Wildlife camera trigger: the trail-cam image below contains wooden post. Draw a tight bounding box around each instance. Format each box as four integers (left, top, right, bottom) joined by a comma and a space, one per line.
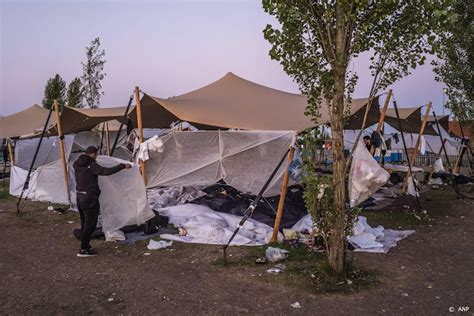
7, 139, 14, 165
370, 89, 392, 156
105, 121, 111, 156
53, 99, 71, 204
270, 146, 296, 243
402, 102, 432, 192
135, 86, 147, 185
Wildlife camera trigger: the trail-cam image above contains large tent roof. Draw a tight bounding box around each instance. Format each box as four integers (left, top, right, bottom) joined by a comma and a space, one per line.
48, 106, 126, 135
0, 104, 56, 139
427, 114, 450, 133
131, 72, 378, 131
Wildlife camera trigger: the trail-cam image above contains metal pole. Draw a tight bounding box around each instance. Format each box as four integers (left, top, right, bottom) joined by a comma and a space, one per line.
393, 100, 422, 211
432, 111, 452, 172
110, 95, 134, 156
53, 99, 71, 206
16, 106, 54, 212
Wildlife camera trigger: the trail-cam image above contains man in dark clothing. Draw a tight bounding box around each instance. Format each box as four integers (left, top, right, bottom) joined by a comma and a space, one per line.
73, 146, 131, 257
363, 135, 372, 152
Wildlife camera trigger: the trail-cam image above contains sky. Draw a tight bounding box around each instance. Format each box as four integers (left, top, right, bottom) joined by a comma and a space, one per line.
0, 0, 448, 116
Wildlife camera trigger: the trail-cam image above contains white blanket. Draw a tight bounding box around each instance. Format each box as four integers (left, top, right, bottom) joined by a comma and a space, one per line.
157, 204, 282, 246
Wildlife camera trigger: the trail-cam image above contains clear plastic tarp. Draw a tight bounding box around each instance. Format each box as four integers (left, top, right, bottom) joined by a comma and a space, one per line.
141, 130, 296, 197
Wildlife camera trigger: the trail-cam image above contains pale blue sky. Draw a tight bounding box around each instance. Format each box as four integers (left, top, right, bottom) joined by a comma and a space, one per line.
1, 0, 447, 116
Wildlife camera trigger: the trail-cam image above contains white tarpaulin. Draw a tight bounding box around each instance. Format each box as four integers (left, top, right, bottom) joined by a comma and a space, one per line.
348, 141, 390, 207
158, 204, 281, 245
68, 155, 155, 233
292, 215, 415, 254
10, 135, 154, 233
141, 130, 296, 197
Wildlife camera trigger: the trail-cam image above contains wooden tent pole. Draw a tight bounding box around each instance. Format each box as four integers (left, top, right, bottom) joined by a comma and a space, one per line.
105, 121, 111, 156
370, 89, 392, 156
7, 139, 14, 165
135, 86, 147, 185
402, 102, 432, 192
270, 146, 296, 243
53, 99, 71, 205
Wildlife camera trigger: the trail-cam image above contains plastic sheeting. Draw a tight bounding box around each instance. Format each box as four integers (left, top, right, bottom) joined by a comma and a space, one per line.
158, 204, 281, 246
348, 141, 390, 207
69, 155, 155, 233
292, 215, 415, 254
142, 130, 296, 197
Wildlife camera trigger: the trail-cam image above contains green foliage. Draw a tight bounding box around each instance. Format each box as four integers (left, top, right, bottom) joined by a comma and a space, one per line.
67, 77, 84, 108
432, 0, 473, 121
42, 74, 66, 110
81, 37, 107, 108
262, 0, 453, 274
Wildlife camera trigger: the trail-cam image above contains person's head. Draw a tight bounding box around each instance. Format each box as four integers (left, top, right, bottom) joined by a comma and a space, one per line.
363, 135, 371, 145
85, 146, 98, 160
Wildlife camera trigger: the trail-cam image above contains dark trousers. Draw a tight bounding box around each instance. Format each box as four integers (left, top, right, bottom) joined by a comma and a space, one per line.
77, 194, 100, 250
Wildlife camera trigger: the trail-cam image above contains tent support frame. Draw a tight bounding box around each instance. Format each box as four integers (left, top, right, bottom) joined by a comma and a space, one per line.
432, 111, 452, 172
223, 147, 291, 264
53, 99, 71, 206
402, 102, 432, 192
392, 100, 422, 211
370, 89, 392, 156
16, 106, 54, 212
110, 95, 134, 157
135, 86, 147, 185
270, 146, 296, 242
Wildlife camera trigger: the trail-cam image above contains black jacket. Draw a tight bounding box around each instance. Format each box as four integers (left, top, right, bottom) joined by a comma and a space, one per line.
73, 154, 126, 198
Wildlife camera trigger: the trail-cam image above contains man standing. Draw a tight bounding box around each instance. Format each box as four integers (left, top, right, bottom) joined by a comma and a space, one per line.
73, 146, 131, 257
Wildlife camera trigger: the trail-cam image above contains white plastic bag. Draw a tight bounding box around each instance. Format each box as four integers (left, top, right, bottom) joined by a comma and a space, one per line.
147, 239, 173, 250
406, 176, 419, 197
265, 247, 289, 262
348, 141, 390, 207
105, 230, 126, 242
433, 158, 445, 173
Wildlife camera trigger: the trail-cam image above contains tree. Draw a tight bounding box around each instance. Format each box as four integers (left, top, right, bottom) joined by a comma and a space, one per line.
81, 37, 106, 108
67, 77, 84, 108
42, 74, 66, 111
433, 0, 473, 122
262, 0, 453, 275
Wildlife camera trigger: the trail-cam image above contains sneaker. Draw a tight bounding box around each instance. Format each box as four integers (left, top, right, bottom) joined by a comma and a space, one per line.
77, 248, 98, 257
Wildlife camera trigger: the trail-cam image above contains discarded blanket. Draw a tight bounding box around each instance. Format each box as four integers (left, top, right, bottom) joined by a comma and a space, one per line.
291, 215, 414, 254
156, 204, 282, 246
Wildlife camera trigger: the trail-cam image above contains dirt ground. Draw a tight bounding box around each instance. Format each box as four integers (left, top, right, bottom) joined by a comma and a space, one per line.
0, 185, 473, 315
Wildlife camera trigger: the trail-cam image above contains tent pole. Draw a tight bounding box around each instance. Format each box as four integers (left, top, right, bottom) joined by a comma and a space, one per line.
458, 120, 473, 175
7, 139, 14, 165
105, 121, 111, 156
370, 89, 392, 156
53, 99, 71, 206
432, 111, 452, 172
223, 147, 291, 264
453, 146, 465, 174
392, 100, 422, 211
99, 122, 105, 154
402, 102, 431, 192
135, 86, 147, 185
428, 139, 446, 182
110, 95, 134, 156
270, 146, 296, 242
16, 106, 54, 212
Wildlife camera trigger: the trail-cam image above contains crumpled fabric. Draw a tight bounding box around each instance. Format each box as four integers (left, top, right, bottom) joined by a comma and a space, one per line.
136, 135, 163, 162
433, 158, 445, 173
348, 141, 390, 207
291, 215, 415, 254
157, 204, 282, 246
147, 186, 207, 209
407, 175, 419, 197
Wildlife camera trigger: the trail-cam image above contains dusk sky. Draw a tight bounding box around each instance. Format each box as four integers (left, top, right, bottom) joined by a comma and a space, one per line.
1, 0, 448, 116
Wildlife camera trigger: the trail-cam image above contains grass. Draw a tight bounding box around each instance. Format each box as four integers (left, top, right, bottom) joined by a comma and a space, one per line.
217, 242, 378, 294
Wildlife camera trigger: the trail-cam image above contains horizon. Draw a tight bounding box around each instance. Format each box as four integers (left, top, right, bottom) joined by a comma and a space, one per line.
1, 0, 448, 116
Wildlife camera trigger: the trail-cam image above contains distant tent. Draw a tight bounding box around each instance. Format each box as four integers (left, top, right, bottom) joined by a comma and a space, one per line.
0, 104, 56, 139
129, 72, 379, 131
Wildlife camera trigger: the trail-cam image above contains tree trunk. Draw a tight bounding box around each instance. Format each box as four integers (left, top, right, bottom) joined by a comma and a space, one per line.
327, 2, 348, 276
